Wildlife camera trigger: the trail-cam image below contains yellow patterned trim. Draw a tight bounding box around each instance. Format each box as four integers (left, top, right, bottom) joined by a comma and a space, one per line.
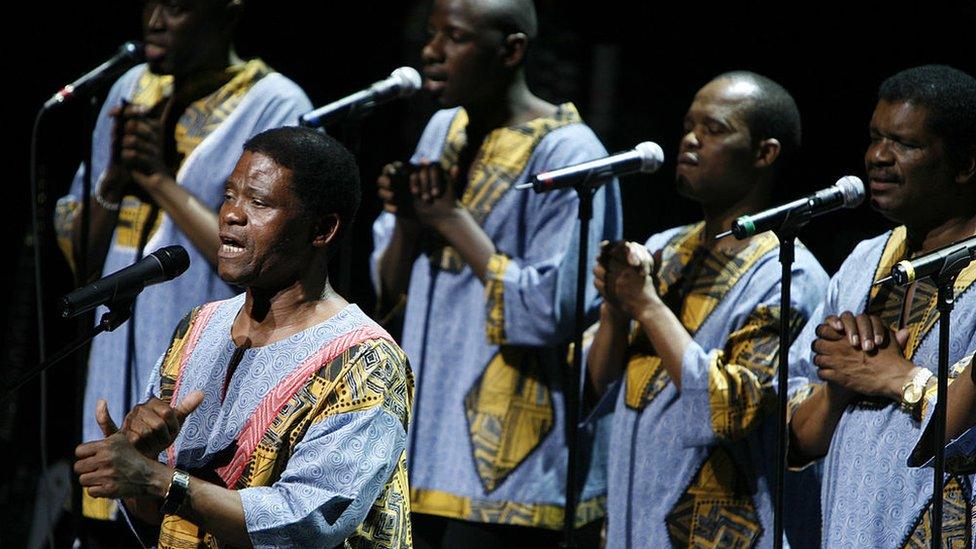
785, 383, 820, 471
81, 490, 117, 521
485, 253, 511, 344
624, 224, 780, 410
428, 103, 583, 272
708, 305, 805, 442
900, 476, 971, 548
665, 446, 762, 547
410, 487, 605, 530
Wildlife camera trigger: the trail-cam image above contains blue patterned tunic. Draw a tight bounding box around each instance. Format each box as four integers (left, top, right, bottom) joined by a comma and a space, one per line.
790, 227, 976, 547
602, 224, 828, 548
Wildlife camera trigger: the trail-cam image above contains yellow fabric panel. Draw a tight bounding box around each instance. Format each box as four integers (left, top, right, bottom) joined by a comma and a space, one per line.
901, 476, 971, 548
410, 487, 606, 530
484, 253, 510, 344
664, 446, 762, 547
708, 305, 804, 442
429, 103, 583, 272
81, 491, 117, 521
464, 347, 554, 492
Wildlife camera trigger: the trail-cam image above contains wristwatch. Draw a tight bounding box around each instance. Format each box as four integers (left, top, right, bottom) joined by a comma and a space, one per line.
161, 469, 190, 516
900, 367, 934, 412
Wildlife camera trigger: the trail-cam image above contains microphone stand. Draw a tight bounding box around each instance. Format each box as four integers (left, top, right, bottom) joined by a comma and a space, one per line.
930, 270, 960, 549
771, 229, 795, 549
1, 300, 133, 403
561, 185, 595, 549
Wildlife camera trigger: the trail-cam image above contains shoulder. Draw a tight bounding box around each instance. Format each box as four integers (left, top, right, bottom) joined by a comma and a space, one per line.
533, 121, 608, 164
643, 224, 698, 253
247, 70, 312, 111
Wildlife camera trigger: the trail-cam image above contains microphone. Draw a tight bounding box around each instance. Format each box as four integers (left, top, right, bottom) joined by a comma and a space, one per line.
717, 176, 865, 240
874, 235, 976, 286
516, 141, 664, 193
43, 41, 145, 110
300, 66, 422, 128
61, 245, 190, 318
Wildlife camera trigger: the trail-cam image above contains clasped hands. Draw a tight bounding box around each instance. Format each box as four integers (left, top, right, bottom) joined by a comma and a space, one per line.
812, 311, 916, 403
376, 159, 464, 230
73, 391, 203, 500
593, 240, 659, 322
100, 102, 173, 202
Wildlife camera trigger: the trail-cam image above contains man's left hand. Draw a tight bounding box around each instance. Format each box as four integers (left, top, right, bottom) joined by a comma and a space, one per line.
119, 103, 173, 190
602, 241, 658, 320
410, 160, 464, 231
813, 313, 915, 401
74, 400, 170, 500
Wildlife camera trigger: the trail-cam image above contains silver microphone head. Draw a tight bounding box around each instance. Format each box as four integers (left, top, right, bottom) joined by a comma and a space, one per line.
391, 66, 422, 97
635, 141, 665, 173
835, 175, 866, 208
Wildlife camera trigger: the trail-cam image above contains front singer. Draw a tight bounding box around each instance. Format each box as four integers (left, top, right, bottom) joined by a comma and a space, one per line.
585, 72, 828, 547
370, 0, 621, 545
74, 128, 413, 548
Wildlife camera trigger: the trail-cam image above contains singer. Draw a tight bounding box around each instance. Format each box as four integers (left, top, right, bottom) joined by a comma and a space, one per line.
74, 127, 412, 548
371, 0, 621, 544
585, 72, 828, 548
51, 0, 311, 537
788, 65, 976, 547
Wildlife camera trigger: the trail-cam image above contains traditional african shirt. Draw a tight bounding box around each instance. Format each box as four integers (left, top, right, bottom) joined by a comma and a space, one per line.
600, 223, 828, 548
53, 60, 311, 520
789, 227, 976, 547
140, 295, 412, 548
370, 104, 622, 529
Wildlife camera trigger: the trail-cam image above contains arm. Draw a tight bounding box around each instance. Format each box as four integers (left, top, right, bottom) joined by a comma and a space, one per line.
789, 382, 856, 461
586, 303, 631, 397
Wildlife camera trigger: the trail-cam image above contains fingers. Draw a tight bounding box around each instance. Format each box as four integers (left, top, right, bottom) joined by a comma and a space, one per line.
825, 315, 844, 333
853, 314, 877, 351
815, 322, 845, 341
894, 327, 911, 350
174, 391, 205, 423
96, 399, 118, 438
838, 312, 860, 348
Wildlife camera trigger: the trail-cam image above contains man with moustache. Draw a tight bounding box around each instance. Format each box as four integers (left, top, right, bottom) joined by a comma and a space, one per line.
789, 64, 976, 546
53, 0, 310, 528
75, 127, 412, 548
585, 71, 827, 547
371, 0, 621, 544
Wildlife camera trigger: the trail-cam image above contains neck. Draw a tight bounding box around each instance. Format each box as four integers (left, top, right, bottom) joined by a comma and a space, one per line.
701, 179, 771, 243
173, 46, 241, 89
463, 71, 554, 136
906, 211, 976, 255
236, 268, 347, 345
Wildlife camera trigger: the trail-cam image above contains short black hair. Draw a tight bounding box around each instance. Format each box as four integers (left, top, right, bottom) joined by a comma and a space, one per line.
478, 0, 538, 40
716, 71, 802, 164
879, 64, 976, 170
243, 126, 360, 242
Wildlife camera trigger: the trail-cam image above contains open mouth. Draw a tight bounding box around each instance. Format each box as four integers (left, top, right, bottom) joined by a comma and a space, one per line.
219, 234, 245, 256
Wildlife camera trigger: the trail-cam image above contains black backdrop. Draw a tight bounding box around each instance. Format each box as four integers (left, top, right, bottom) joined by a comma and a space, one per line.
3, 0, 974, 544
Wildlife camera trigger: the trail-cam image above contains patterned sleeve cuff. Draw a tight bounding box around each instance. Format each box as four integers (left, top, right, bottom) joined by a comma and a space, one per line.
54, 196, 80, 274
485, 253, 511, 345
786, 383, 820, 471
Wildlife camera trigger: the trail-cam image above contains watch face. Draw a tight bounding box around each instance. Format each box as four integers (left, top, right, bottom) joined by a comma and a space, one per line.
905, 384, 923, 404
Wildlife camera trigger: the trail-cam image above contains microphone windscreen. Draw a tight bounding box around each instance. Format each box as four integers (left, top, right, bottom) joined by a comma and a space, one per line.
392, 67, 422, 97
836, 175, 865, 208
152, 245, 190, 280
635, 141, 665, 173
120, 41, 146, 62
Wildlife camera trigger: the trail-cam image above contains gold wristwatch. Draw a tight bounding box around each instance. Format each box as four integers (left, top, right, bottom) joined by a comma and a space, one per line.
900, 367, 934, 412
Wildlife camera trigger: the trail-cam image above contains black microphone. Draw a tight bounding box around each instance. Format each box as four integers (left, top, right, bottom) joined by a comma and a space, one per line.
61, 245, 190, 318
43, 41, 145, 110
516, 141, 665, 193
300, 67, 422, 128
718, 176, 865, 240
874, 235, 976, 286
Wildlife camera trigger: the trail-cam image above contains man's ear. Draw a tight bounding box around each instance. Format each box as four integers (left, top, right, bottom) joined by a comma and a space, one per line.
312, 214, 341, 248
754, 138, 782, 170
501, 33, 528, 69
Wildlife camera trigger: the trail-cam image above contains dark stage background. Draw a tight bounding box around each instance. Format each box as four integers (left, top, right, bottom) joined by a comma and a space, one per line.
3, 1, 974, 545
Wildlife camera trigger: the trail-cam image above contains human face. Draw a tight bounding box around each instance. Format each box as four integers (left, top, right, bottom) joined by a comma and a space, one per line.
675, 78, 759, 205
218, 151, 314, 288
865, 100, 957, 225
142, 0, 229, 77
421, 0, 506, 108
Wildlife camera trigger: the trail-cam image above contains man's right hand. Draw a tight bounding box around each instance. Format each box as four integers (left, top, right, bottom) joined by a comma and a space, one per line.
113, 391, 205, 458
377, 161, 415, 218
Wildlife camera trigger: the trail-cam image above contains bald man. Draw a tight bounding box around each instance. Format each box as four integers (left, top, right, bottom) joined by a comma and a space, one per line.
372, 0, 621, 545
586, 72, 827, 547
